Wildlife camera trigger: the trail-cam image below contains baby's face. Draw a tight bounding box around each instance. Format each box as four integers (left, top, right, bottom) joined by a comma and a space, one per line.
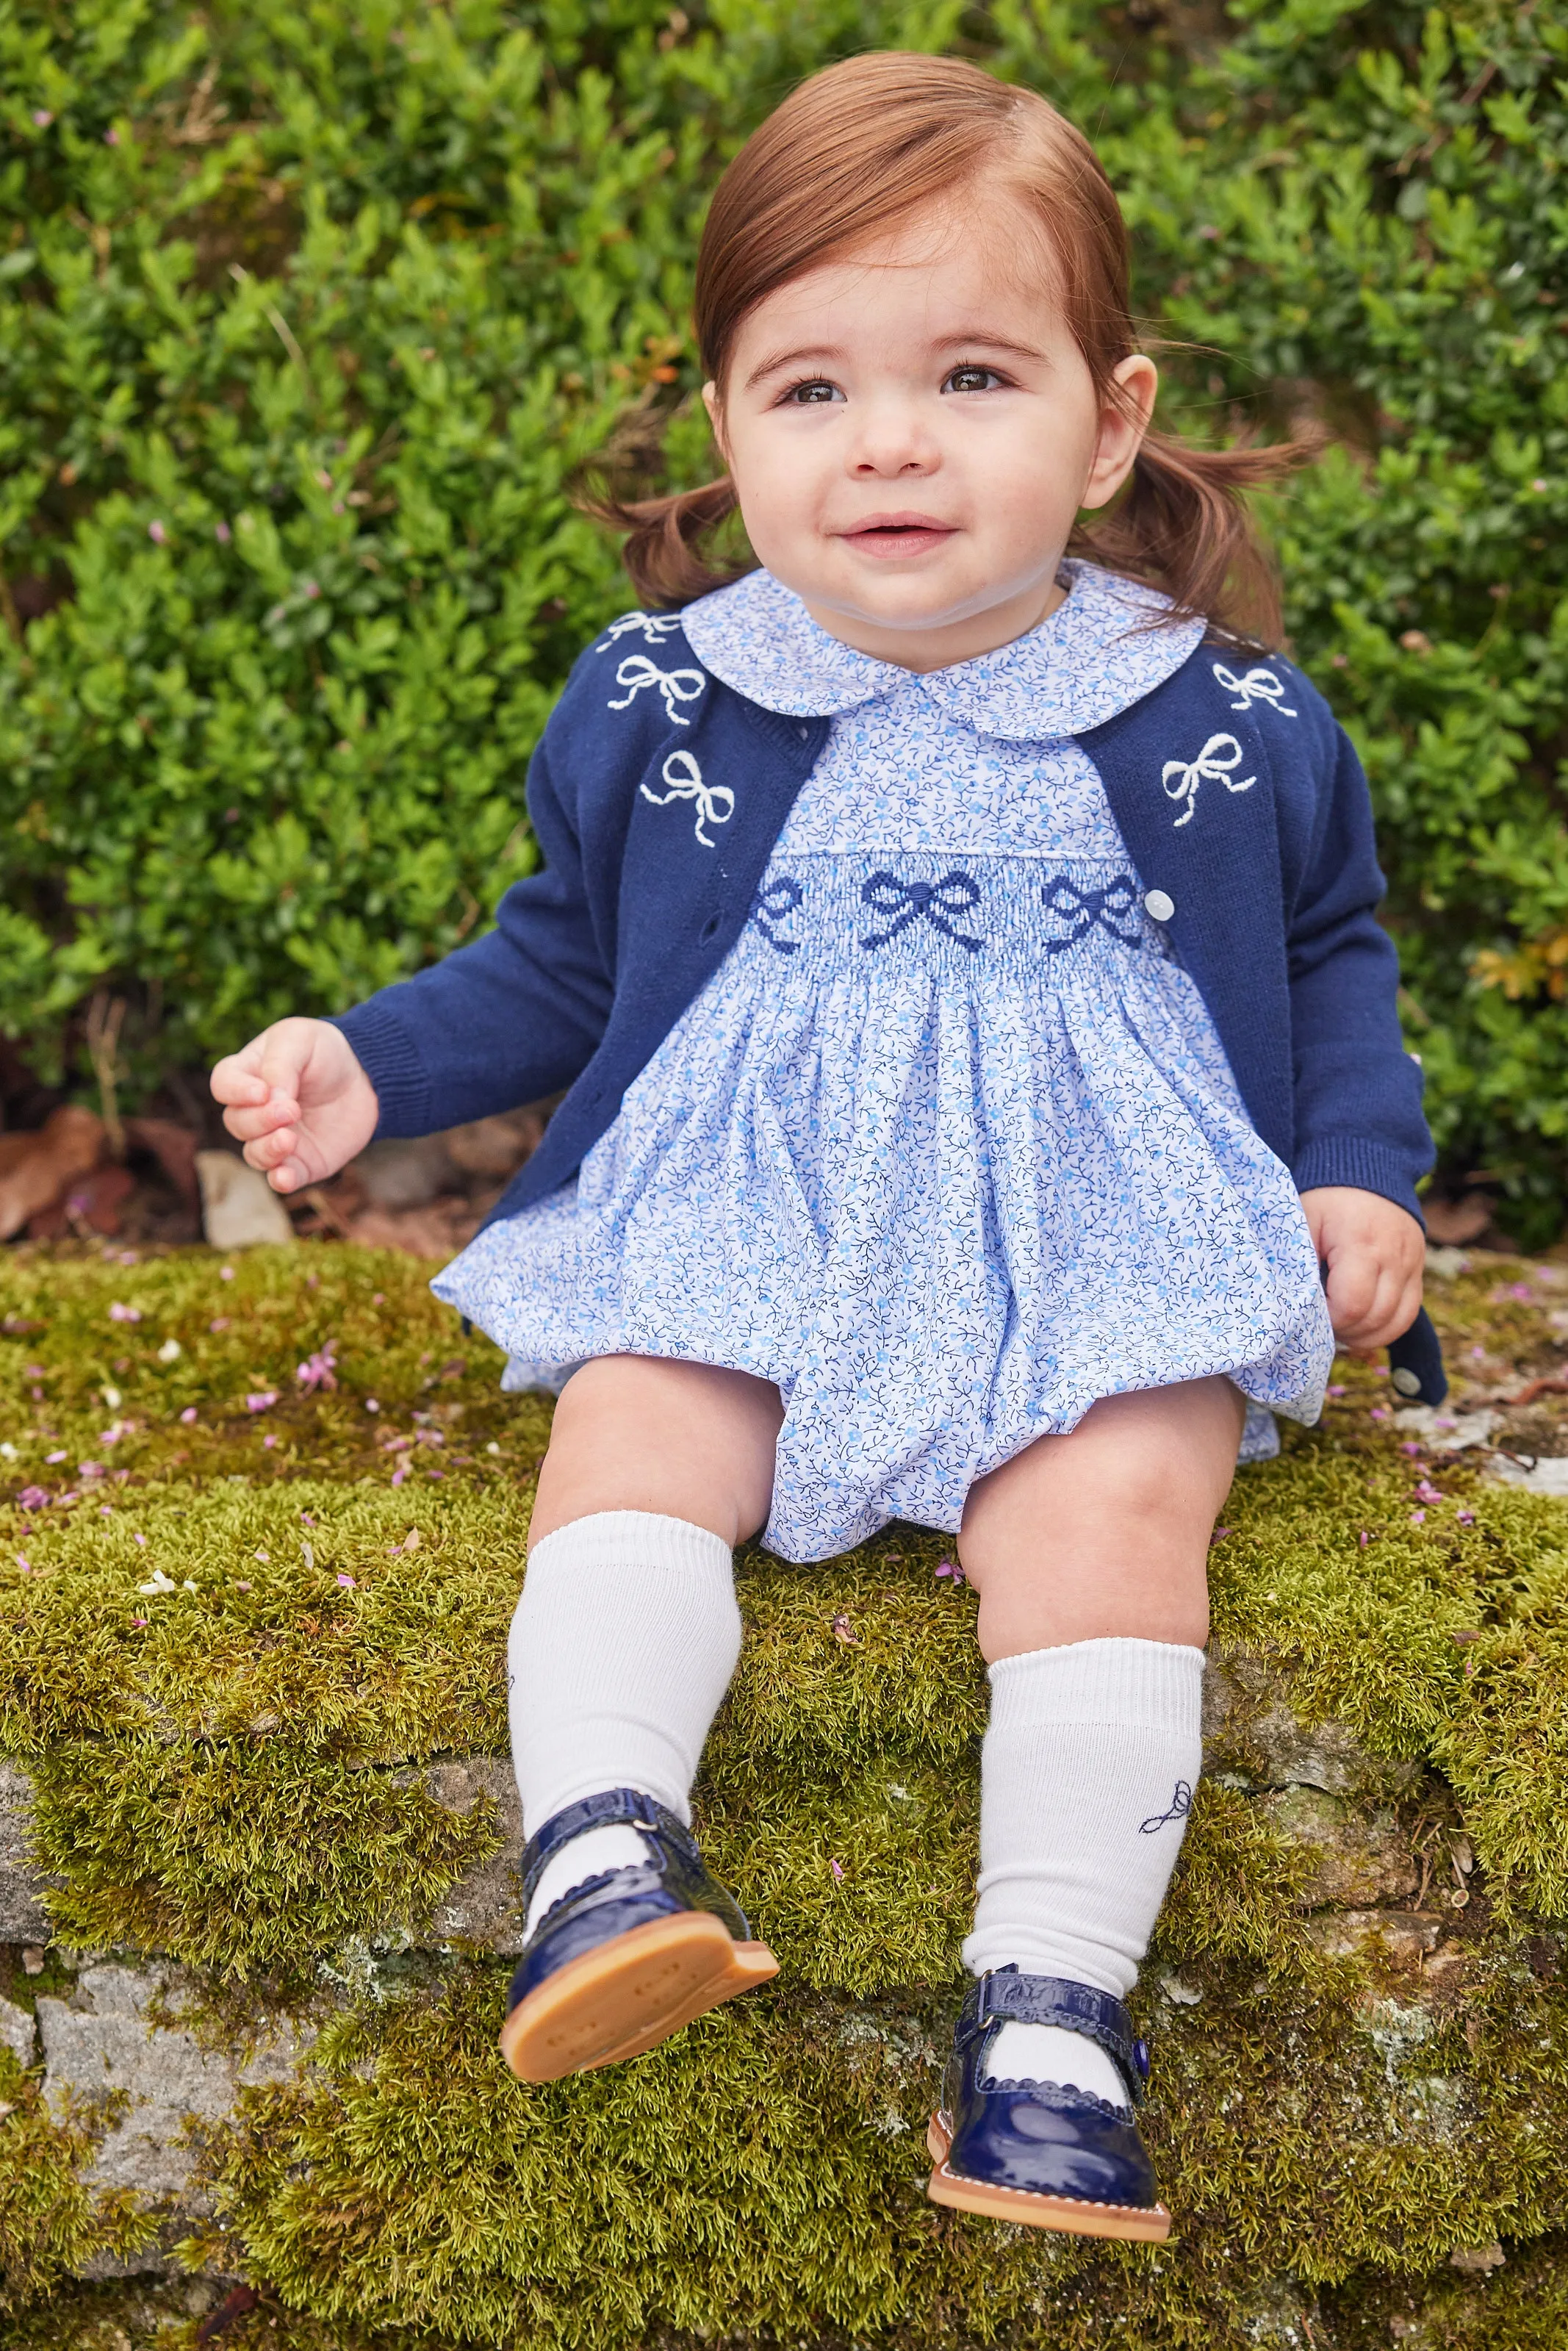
706, 195, 1154, 670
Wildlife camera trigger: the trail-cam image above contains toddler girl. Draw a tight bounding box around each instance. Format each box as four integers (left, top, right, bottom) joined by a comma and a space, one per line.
214, 53, 1431, 2241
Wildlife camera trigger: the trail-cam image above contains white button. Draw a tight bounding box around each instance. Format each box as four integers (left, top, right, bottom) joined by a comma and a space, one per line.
1144, 889, 1175, 924
1391, 1366, 1421, 1397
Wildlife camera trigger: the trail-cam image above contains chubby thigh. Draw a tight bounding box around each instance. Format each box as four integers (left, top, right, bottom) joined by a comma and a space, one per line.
528, 1356, 1242, 1660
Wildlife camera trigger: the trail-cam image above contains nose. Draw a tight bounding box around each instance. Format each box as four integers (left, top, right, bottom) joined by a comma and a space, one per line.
846, 390, 940, 478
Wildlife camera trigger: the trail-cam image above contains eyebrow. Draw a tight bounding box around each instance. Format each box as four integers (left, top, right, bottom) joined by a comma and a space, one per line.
741, 330, 1050, 392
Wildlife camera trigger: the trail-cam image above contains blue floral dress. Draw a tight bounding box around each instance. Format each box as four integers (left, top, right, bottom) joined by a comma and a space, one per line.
436, 564, 1333, 1560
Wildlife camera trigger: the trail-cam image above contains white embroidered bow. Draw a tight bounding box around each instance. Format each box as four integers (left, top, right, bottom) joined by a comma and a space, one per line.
1161, 732, 1256, 828
1212, 661, 1297, 717
608, 653, 707, 725
595, 611, 685, 651
640, 749, 735, 848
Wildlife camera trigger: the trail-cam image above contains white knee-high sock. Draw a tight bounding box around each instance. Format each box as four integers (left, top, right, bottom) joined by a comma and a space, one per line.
508, 1510, 741, 1934
962, 1637, 1205, 2106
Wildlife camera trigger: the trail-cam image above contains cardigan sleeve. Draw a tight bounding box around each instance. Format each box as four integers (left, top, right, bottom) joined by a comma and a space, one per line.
1284, 717, 1433, 1220
328, 706, 615, 1141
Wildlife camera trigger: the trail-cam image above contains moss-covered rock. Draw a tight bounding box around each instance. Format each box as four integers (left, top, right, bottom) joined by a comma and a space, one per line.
2, 1243, 1567, 2344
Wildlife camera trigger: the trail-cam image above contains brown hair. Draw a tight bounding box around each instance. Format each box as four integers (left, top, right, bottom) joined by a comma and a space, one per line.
590, 52, 1304, 641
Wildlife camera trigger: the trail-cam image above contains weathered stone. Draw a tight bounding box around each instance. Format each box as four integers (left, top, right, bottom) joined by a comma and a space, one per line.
1488, 1452, 1568, 1496
1204, 1655, 1422, 1801
1449, 2241, 1506, 2274
350, 1135, 460, 1210
0, 1756, 55, 1942
1389, 1404, 1500, 1454
37, 1963, 309, 2202
1258, 1787, 1420, 1907
1306, 1910, 1443, 1970
0, 1992, 37, 2064
416, 1756, 525, 1954
195, 1152, 295, 1249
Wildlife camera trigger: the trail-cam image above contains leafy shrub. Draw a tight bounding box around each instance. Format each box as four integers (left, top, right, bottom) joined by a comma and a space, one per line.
0, 1, 1564, 1235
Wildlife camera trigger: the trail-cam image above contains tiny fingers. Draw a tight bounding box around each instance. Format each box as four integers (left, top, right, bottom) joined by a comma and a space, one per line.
1332, 1261, 1420, 1351
1324, 1253, 1378, 1341
221, 1091, 301, 1146
242, 1126, 301, 1177
210, 1052, 270, 1108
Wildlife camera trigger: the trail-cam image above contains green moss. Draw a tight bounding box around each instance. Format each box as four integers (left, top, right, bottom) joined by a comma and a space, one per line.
5, 1244, 1568, 2342
192, 1952, 1568, 2350
0, 2048, 155, 2311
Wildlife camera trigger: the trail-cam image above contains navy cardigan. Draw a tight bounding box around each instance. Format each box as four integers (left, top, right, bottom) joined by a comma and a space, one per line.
334, 616, 1433, 1229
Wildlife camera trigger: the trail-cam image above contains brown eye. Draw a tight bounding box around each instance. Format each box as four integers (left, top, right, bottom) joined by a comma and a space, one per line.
945, 366, 1001, 394
786, 380, 840, 405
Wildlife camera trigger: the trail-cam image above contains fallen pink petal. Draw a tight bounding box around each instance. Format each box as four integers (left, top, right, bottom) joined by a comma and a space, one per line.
829, 1859, 844, 1881
245, 1391, 279, 1413
337, 1573, 356, 1589
296, 1340, 339, 1393
179, 1407, 198, 1425
108, 1302, 142, 1322
17, 1488, 48, 1511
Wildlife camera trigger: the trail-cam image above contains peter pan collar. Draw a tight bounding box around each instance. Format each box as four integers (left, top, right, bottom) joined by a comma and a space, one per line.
679, 560, 1206, 739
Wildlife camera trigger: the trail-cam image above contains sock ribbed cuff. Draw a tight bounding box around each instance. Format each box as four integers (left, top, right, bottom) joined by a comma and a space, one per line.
987, 1636, 1206, 1731
527, 1508, 733, 1579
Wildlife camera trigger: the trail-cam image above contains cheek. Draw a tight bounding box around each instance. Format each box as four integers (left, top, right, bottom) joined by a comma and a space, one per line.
728, 434, 821, 549
980, 414, 1098, 519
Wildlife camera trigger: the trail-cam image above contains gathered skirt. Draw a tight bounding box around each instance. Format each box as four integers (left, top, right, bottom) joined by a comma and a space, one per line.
435, 852, 1332, 1559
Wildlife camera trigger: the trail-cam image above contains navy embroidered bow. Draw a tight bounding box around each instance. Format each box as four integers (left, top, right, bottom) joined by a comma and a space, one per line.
1039, 874, 1143, 955
861, 871, 983, 952
1139, 1780, 1193, 1834
753, 875, 803, 954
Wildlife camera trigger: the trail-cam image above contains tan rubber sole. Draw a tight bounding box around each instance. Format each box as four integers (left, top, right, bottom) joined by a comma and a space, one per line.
926, 2113, 1172, 2242
500, 1912, 778, 2084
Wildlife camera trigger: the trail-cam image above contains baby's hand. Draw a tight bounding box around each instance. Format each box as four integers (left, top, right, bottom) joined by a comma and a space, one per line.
1299, 1185, 1425, 1354
210, 1018, 380, 1195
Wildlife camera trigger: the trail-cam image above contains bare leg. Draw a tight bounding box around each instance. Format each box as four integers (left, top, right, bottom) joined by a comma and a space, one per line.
957, 1376, 1245, 1661
528, 1355, 784, 1551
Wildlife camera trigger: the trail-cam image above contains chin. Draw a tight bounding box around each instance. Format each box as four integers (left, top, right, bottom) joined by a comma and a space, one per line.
821, 576, 981, 629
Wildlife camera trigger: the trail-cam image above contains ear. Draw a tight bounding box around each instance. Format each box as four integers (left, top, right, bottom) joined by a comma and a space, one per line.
1080, 354, 1158, 513
702, 380, 730, 467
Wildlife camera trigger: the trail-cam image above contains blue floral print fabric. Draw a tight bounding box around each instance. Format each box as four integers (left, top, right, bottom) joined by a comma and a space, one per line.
435, 564, 1333, 1560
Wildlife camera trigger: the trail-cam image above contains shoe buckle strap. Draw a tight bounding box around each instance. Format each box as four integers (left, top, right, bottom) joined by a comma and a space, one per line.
519, 1786, 698, 1908
962, 1970, 1151, 2106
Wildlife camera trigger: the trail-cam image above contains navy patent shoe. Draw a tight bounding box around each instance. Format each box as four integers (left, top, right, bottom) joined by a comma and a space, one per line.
927, 1968, 1171, 2241
498, 1787, 777, 2084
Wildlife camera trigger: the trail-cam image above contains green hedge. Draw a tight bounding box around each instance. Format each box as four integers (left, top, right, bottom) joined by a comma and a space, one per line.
1, 1, 1567, 1236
